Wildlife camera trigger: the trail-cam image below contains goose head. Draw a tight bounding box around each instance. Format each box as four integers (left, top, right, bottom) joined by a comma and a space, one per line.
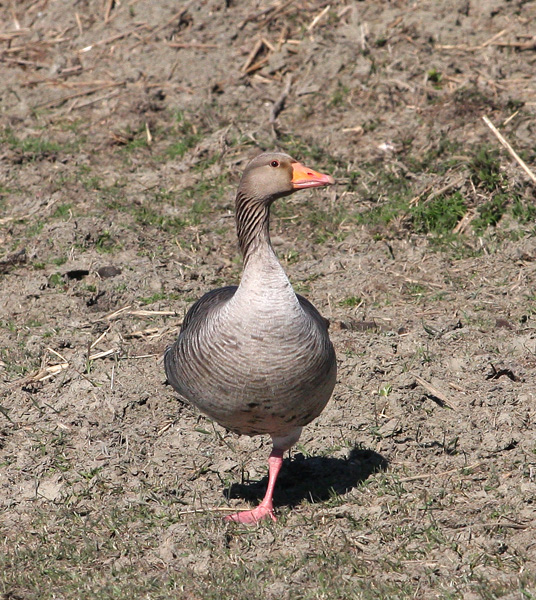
238, 152, 335, 204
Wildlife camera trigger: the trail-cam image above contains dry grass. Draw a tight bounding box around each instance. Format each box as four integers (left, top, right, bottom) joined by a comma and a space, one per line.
1, 1, 536, 599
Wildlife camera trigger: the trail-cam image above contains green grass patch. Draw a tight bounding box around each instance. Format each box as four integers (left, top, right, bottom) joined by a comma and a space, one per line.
132, 205, 187, 234
165, 111, 202, 159
48, 273, 64, 288
469, 147, 504, 192
0, 128, 63, 161
329, 83, 350, 107
339, 296, 361, 307
24, 221, 44, 237
427, 68, 442, 86
472, 196, 508, 233
412, 192, 467, 234
52, 204, 73, 220
279, 133, 345, 172
138, 292, 181, 305
349, 142, 530, 248
95, 231, 120, 254
511, 197, 536, 223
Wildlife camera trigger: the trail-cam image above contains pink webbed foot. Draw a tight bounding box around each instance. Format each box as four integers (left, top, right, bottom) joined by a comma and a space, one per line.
225, 448, 284, 525
225, 501, 277, 524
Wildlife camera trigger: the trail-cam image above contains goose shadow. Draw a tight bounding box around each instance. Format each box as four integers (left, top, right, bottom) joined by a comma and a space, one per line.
226, 446, 388, 509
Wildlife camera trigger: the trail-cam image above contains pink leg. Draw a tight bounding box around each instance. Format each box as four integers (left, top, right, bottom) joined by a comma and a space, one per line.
225, 449, 284, 524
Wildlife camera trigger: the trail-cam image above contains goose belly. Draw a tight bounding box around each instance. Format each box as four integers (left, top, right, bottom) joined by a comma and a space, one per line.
175, 317, 336, 436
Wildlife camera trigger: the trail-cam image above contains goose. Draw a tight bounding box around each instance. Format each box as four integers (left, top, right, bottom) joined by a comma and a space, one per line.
165, 152, 336, 524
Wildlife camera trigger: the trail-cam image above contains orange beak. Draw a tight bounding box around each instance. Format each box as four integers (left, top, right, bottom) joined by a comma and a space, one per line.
291, 162, 335, 190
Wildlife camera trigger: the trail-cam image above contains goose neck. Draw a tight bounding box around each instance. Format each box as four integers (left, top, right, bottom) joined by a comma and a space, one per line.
235, 192, 273, 264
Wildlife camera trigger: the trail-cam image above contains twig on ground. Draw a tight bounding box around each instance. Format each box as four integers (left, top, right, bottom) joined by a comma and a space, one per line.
258, 0, 297, 29
67, 88, 122, 112
103, 0, 114, 23
75, 12, 83, 34
22, 79, 116, 89
167, 42, 218, 50
241, 38, 264, 73
413, 374, 459, 410
127, 327, 160, 339
482, 115, 536, 185
238, 4, 276, 29
270, 74, 292, 137
101, 305, 132, 321
239, 0, 297, 30
32, 81, 126, 110
389, 272, 443, 289
118, 354, 160, 360
399, 462, 482, 482
79, 25, 146, 53
90, 328, 110, 350
452, 209, 477, 234
46, 348, 69, 364
2, 57, 50, 69
33, 363, 70, 382
131, 3, 194, 49
130, 309, 177, 317
88, 349, 118, 361
437, 28, 508, 51
495, 38, 536, 50
307, 4, 331, 33
480, 28, 509, 48
409, 176, 464, 207
502, 110, 519, 126
0, 29, 31, 41
177, 507, 250, 516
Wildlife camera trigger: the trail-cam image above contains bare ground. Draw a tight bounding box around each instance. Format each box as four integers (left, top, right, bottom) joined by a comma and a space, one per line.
1, 1, 536, 599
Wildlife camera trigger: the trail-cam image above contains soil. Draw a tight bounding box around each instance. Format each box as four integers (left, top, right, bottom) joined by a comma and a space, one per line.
1, 1, 536, 599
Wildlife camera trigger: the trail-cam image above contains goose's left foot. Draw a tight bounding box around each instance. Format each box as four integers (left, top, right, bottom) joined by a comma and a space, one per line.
225, 450, 283, 525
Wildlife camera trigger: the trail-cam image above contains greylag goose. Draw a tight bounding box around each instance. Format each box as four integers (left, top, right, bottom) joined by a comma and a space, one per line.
165, 152, 336, 524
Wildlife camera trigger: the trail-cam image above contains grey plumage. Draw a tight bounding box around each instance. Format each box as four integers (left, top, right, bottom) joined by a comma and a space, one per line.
164, 151, 336, 523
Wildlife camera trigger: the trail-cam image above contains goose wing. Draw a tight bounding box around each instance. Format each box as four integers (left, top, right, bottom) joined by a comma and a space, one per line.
296, 293, 331, 332
164, 286, 237, 392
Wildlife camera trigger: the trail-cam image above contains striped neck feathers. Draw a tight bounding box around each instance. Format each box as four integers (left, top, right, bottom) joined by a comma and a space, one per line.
235, 190, 273, 263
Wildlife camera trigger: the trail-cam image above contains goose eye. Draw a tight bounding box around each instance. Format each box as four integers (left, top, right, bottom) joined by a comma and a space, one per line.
270, 160, 280, 168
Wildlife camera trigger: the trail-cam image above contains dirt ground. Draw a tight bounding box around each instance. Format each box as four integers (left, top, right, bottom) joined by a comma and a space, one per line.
1, 1, 536, 598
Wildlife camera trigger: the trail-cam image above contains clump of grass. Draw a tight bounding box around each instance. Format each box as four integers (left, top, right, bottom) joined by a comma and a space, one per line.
468, 147, 518, 233
24, 221, 44, 237
427, 68, 442, 88
405, 283, 427, 299
329, 83, 350, 107
303, 205, 352, 244
48, 273, 64, 288
472, 196, 507, 233
339, 296, 361, 307
469, 147, 504, 192
95, 231, 119, 253
139, 292, 181, 305
113, 123, 154, 153
0, 128, 62, 161
511, 197, 536, 223
406, 137, 461, 174
411, 192, 467, 234
52, 204, 73, 220
166, 111, 201, 159
132, 205, 187, 234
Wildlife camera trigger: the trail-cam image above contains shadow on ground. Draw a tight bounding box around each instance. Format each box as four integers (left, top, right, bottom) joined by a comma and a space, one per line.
226, 446, 388, 508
